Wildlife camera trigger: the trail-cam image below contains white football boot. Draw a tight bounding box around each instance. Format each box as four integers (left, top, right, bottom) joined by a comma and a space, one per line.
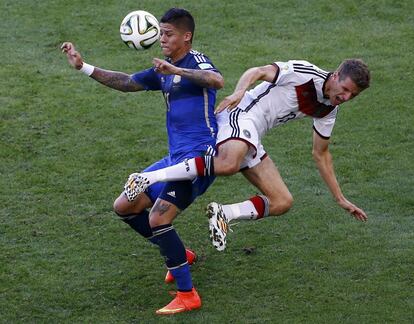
206, 202, 230, 251
123, 173, 150, 202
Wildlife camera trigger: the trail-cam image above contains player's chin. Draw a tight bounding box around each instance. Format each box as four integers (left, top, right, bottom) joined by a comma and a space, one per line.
333, 96, 344, 106
161, 47, 171, 56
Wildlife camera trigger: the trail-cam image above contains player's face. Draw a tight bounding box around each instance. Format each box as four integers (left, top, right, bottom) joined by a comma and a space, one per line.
328, 74, 361, 106
159, 23, 191, 60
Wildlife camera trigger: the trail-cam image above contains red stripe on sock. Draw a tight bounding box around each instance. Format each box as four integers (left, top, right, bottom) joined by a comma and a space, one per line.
249, 196, 265, 219
194, 156, 206, 176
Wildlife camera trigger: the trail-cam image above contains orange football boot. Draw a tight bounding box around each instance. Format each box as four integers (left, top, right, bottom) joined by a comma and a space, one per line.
156, 287, 201, 315
164, 249, 197, 284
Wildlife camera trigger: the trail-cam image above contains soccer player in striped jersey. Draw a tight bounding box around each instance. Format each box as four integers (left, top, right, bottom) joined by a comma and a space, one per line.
62, 8, 223, 315
127, 59, 370, 251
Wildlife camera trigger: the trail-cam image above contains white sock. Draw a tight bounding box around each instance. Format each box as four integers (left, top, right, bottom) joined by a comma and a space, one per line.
222, 200, 259, 222
142, 158, 198, 186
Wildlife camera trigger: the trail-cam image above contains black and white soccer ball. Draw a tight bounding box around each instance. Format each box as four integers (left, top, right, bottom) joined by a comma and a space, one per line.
120, 10, 160, 50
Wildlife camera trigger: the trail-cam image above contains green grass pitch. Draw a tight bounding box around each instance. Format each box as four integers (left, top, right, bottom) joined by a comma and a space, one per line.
1, 0, 413, 322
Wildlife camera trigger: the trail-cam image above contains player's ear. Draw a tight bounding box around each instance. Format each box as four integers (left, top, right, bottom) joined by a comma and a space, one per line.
183, 31, 192, 43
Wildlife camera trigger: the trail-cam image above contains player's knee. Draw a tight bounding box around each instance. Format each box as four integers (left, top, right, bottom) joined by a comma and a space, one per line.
269, 193, 293, 216
148, 217, 158, 228
113, 201, 124, 216
113, 196, 129, 216
220, 163, 240, 175
148, 215, 169, 228
215, 156, 241, 175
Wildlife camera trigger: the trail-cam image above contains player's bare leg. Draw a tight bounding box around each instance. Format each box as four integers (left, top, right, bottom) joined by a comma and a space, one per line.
206, 140, 250, 250
242, 156, 293, 216
208, 155, 293, 251
113, 191, 153, 216
148, 198, 180, 227
211, 139, 249, 175
130, 139, 249, 194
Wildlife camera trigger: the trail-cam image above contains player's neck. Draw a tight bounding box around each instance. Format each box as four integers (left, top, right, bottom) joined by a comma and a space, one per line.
323, 73, 333, 98
169, 45, 191, 64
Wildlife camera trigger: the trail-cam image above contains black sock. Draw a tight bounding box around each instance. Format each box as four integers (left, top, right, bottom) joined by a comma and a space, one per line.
116, 210, 152, 238
149, 224, 192, 291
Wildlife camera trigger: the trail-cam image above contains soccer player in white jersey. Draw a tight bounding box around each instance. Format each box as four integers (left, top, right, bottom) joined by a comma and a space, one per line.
128, 59, 370, 251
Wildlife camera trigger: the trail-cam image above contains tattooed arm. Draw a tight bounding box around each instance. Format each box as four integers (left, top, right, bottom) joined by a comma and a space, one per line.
90, 68, 143, 92
61, 42, 143, 92
178, 68, 224, 89
152, 57, 224, 89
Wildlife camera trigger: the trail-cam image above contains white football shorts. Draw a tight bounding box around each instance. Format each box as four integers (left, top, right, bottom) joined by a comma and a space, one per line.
216, 109, 267, 169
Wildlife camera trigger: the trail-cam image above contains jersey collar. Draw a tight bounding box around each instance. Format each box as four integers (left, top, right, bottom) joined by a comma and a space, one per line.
322, 72, 332, 99
166, 51, 191, 66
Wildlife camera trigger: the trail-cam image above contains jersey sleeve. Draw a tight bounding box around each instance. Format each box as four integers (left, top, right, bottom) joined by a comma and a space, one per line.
313, 107, 338, 139
272, 61, 297, 85
189, 52, 221, 74
131, 67, 161, 91
273, 60, 314, 86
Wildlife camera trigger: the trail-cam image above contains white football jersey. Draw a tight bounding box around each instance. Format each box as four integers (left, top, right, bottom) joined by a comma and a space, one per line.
236, 60, 338, 139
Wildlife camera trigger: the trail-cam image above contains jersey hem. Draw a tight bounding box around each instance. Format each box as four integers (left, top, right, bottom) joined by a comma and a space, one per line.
239, 152, 268, 172
216, 137, 258, 158
313, 125, 331, 140
271, 63, 280, 83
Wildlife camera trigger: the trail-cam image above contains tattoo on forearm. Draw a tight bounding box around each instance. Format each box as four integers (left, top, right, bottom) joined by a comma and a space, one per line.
181, 69, 220, 89
91, 68, 142, 92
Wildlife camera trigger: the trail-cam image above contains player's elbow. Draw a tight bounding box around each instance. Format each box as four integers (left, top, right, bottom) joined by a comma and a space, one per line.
312, 149, 332, 170
214, 75, 224, 89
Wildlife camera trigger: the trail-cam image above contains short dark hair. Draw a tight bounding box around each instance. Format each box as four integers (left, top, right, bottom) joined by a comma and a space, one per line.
337, 59, 370, 91
160, 8, 195, 42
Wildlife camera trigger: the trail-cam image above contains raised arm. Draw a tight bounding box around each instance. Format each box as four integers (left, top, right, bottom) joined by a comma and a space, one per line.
152, 57, 224, 89
215, 64, 278, 113
312, 131, 368, 222
61, 42, 143, 92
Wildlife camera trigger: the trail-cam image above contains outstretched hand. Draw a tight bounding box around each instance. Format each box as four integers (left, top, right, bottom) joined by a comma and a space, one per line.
153, 57, 180, 75
338, 198, 368, 222
61, 42, 83, 70
214, 90, 245, 114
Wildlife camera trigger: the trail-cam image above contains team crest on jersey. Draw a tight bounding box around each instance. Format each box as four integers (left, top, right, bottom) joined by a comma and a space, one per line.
243, 129, 251, 138
173, 75, 181, 84
198, 63, 213, 70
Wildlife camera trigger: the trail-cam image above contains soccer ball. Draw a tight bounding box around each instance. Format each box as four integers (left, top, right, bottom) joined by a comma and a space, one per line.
120, 10, 160, 50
